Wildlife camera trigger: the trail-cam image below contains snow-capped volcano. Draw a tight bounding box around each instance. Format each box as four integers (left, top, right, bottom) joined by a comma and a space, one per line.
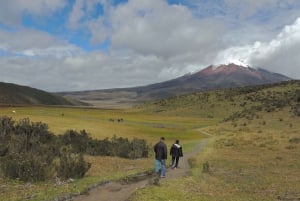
60, 63, 291, 104
227, 59, 250, 67
214, 59, 250, 68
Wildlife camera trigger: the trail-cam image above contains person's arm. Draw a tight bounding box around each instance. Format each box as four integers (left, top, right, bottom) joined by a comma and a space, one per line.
164, 144, 167, 159
179, 147, 183, 157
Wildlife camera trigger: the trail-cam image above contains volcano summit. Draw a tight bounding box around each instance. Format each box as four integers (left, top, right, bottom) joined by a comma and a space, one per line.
58, 62, 291, 107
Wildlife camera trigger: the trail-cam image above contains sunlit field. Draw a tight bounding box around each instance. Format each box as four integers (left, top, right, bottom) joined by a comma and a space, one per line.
132, 125, 299, 200
0, 81, 299, 201
0, 105, 211, 201
131, 102, 300, 201
0, 106, 211, 142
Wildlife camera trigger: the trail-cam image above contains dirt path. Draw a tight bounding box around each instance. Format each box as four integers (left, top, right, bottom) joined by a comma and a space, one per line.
72, 140, 207, 201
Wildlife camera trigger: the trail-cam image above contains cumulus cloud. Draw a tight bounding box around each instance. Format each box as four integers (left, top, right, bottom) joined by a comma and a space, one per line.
215, 17, 300, 78
186, 0, 300, 44
0, 29, 82, 58
108, 0, 225, 58
0, 0, 67, 25
68, 0, 109, 29
0, 51, 170, 91
0, 0, 300, 92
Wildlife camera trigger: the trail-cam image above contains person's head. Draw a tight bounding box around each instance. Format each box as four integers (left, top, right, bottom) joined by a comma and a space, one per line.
160, 137, 165, 142
175, 139, 179, 144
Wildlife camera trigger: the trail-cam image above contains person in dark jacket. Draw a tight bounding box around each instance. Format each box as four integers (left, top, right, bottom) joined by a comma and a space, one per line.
154, 137, 167, 178
170, 139, 183, 169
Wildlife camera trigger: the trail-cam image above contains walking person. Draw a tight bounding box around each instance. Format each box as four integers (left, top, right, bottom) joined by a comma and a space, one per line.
154, 137, 167, 178
170, 139, 183, 169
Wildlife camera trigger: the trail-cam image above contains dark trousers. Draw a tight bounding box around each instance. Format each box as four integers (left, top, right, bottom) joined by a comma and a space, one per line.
171, 156, 179, 168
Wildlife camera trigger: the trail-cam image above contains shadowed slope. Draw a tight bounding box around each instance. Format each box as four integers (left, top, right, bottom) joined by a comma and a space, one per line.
0, 82, 88, 106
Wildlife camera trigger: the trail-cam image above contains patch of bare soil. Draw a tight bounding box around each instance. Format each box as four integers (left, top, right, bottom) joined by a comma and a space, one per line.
71, 140, 207, 201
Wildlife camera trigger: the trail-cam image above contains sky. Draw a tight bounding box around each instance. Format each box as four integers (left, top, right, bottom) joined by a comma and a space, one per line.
0, 0, 300, 92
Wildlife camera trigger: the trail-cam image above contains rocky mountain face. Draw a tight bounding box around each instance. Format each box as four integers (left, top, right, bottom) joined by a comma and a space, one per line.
184, 63, 290, 89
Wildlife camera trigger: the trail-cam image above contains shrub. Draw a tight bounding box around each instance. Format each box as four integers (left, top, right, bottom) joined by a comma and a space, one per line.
291, 104, 300, 116
0, 116, 150, 182
128, 138, 149, 159
0, 116, 91, 182
289, 138, 300, 144
0, 116, 15, 156
58, 129, 90, 153
202, 161, 210, 173
0, 152, 51, 182
56, 152, 91, 179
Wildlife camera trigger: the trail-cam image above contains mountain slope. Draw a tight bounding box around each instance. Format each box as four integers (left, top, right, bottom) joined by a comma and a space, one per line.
58, 64, 291, 107
136, 80, 300, 119
0, 82, 88, 106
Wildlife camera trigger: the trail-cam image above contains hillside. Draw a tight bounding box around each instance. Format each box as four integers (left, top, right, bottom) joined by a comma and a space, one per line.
0, 82, 88, 106
135, 80, 300, 119
130, 82, 300, 201
58, 64, 291, 108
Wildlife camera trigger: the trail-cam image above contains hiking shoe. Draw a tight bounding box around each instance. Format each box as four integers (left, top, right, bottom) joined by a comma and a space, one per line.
160, 175, 166, 178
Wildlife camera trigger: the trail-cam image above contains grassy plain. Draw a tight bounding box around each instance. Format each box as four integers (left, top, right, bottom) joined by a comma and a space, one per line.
0, 80, 299, 201
130, 81, 300, 201
132, 112, 300, 201
0, 105, 211, 201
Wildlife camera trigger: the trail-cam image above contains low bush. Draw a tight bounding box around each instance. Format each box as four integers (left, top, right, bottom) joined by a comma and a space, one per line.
56, 152, 91, 179
0, 116, 150, 182
1, 152, 51, 181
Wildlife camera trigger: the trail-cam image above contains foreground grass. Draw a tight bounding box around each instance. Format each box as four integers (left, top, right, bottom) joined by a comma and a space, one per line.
0, 105, 209, 201
0, 156, 153, 201
131, 107, 300, 201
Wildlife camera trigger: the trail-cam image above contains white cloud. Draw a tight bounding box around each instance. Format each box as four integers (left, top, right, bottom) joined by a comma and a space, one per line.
68, 0, 109, 29
0, 0, 67, 25
87, 0, 226, 59
0, 29, 82, 58
215, 17, 300, 79
0, 0, 300, 92
68, 0, 86, 29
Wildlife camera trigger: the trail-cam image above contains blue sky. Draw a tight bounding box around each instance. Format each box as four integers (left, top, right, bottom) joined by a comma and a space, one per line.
0, 0, 300, 91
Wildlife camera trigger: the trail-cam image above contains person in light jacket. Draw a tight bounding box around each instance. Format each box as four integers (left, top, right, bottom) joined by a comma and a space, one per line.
170, 139, 183, 169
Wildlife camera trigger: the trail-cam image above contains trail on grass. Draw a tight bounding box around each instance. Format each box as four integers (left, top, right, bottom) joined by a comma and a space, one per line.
72, 138, 208, 201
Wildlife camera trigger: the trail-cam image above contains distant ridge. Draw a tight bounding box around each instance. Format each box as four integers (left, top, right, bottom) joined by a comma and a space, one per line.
0, 82, 88, 106
58, 63, 291, 108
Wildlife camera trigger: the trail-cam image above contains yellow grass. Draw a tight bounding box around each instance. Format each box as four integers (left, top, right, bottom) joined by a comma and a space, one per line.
1, 80, 299, 201
0, 105, 208, 200
0, 155, 153, 201
131, 106, 300, 201
0, 106, 209, 144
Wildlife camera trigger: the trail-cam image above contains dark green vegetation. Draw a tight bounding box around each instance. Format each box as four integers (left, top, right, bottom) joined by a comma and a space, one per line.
0, 116, 150, 182
0, 82, 88, 106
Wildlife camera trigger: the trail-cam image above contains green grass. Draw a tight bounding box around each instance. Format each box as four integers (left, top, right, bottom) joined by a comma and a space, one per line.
0, 106, 212, 142
131, 112, 300, 201
0, 156, 153, 201
0, 80, 299, 200
130, 81, 300, 201
0, 105, 208, 200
